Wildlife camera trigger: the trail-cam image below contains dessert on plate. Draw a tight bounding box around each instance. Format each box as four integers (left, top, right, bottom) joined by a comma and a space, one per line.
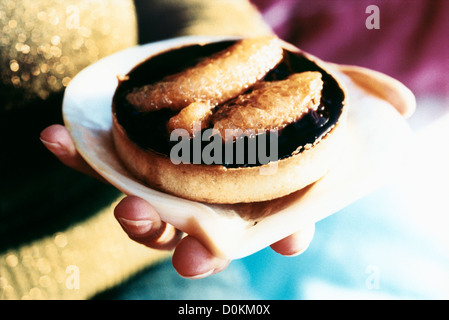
111, 36, 347, 204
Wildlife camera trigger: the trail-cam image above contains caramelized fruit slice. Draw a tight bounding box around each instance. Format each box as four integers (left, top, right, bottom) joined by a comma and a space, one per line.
126, 36, 283, 112
167, 101, 213, 136
210, 72, 323, 140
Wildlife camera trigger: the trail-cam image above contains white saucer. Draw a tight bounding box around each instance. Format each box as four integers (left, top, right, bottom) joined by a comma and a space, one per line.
63, 36, 414, 259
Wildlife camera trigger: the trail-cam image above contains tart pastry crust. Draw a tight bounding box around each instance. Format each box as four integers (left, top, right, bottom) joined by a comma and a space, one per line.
112, 37, 347, 204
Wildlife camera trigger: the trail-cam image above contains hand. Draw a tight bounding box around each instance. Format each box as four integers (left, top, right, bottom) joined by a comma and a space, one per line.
40, 124, 316, 278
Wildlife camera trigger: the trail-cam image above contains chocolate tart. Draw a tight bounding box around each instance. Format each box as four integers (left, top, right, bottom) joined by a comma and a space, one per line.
111, 38, 347, 204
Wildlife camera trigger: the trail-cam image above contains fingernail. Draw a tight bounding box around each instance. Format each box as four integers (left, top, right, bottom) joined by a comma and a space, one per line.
182, 260, 229, 279
183, 268, 215, 280
40, 138, 68, 157
284, 246, 308, 257
118, 218, 153, 236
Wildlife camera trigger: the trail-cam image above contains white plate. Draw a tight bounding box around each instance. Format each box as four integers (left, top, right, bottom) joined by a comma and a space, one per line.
63, 36, 414, 259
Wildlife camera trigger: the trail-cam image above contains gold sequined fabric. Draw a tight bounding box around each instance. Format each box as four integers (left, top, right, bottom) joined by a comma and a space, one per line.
0, 196, 171, 300
0, 0, 137, 111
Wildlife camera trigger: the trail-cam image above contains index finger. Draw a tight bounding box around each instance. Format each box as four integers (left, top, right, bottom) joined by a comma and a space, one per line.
40, 124, 106, 182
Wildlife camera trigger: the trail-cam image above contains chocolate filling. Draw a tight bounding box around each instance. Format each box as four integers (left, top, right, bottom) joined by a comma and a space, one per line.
113, 40, 345, 168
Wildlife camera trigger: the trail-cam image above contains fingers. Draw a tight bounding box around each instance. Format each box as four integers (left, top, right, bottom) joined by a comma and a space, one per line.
172, 236, 230, 279
114, 196, 183, 251
40, 124, 106, 181
270, 224, 315, 256
171, 224, 315, 278
40, 126, 229, 278
40, 124, 315, 277
115, 196, 229, 279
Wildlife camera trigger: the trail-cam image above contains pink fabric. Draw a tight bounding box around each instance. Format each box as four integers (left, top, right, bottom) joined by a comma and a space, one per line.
251, 0, 449, 96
